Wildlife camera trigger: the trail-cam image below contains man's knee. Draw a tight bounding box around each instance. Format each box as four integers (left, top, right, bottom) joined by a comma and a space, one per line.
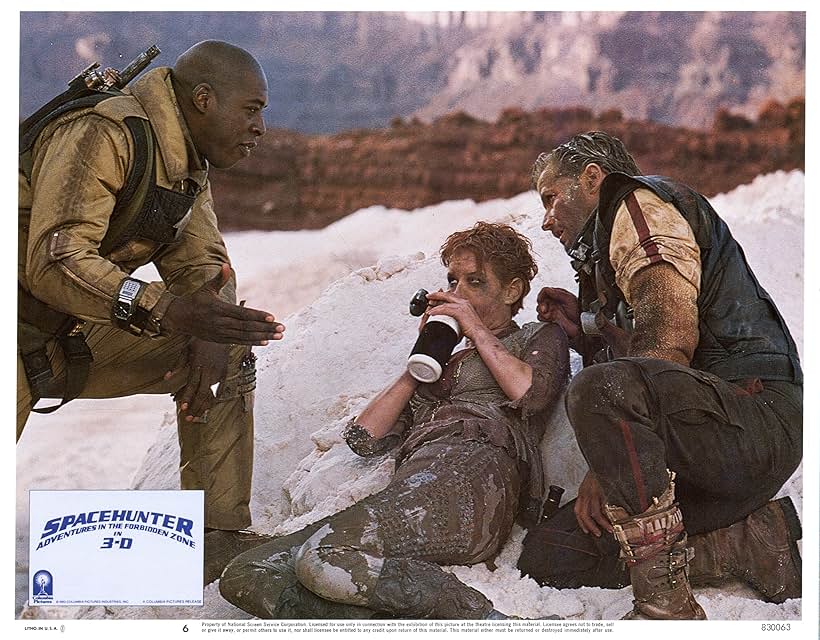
566, 361, 649, 430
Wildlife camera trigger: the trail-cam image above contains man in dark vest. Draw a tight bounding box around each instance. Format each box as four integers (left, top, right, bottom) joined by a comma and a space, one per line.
519, 132, 802, 618
18, 40, 284, 582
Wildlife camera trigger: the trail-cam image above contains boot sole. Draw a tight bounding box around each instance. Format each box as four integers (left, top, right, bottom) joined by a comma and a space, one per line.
768, 496, 802, 604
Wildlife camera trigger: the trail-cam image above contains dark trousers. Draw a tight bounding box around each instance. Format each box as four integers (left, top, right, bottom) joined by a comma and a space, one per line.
519, 357, 802, 588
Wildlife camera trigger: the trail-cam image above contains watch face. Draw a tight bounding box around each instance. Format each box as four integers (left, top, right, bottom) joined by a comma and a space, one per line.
114, 301, 131, 321
121, 279, 141, 297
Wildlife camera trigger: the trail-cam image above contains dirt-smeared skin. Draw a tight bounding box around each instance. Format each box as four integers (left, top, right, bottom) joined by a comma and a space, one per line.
628, 263, 699, 366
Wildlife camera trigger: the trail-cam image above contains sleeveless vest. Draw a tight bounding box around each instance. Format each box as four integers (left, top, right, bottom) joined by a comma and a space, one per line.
586, 173, 801, 383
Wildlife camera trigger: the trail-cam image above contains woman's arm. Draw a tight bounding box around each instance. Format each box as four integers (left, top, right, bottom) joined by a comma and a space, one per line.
506, 323, 570, 416
469, 328, 533, 401
355, 370, 419, 438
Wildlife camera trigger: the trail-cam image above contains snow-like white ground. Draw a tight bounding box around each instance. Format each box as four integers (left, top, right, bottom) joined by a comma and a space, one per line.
16, 171, 806, 623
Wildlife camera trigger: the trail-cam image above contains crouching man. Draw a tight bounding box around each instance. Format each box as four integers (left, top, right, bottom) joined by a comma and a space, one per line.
519, 131, 802, 618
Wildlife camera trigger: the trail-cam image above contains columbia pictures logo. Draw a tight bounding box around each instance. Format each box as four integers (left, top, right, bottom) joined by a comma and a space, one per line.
32, 569, 54, 604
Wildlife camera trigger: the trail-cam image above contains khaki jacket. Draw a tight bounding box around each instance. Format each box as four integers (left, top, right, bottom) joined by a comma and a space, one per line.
19, 67, 235, 337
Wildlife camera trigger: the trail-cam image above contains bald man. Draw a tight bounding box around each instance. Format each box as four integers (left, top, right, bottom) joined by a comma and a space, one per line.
18, 41, 282, 582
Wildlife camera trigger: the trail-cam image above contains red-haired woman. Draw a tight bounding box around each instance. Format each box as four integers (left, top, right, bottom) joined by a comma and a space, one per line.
220, 222, 569, 619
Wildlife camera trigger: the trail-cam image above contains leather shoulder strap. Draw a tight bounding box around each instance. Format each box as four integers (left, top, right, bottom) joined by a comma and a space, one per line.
98, 117, 156, 256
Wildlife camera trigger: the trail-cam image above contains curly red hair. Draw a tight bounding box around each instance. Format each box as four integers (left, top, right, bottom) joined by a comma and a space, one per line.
439, 221, 538, 316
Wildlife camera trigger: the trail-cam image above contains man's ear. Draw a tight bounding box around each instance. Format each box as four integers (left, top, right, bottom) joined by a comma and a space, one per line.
581, 163, 606, 196
504, 278, 524, 307
191, 83, 213, 115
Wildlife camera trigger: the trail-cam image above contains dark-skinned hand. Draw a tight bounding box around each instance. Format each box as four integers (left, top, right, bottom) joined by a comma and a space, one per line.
162, 264, 285, 345
166, 338, 230, 422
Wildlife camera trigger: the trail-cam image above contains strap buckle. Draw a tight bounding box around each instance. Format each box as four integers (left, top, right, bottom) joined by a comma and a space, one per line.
58, 333, 93, 365
66, 319, 86, 337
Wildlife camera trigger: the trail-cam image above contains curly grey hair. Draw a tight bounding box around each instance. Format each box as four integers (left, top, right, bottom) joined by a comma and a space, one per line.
530, 131, 641, 189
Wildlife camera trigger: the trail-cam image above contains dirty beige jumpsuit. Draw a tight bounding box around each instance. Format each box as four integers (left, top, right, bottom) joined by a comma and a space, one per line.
220, 321, 569, 618
18, 67, 253, 530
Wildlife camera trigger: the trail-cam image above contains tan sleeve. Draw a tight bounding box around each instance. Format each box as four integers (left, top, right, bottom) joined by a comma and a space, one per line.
152, 182, 237, 305
609, 188, 701, 306
25, 114, 171, 334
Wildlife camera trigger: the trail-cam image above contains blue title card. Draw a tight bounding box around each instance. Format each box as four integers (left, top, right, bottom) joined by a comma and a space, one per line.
29, 490, 204, 606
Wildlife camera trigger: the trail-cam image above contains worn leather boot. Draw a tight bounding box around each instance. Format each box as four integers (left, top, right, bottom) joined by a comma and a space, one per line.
604, 473, 706, 620
688, 497, 802, 603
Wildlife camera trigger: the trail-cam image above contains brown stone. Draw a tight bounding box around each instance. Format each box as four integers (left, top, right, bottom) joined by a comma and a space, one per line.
209, 100, 805, 232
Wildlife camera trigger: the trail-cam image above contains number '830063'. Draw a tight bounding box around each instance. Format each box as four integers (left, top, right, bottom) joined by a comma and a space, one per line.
761, 623, 790, 631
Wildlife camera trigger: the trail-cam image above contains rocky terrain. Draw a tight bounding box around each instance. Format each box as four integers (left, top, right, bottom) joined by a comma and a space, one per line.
209, 99, 805, 231
414, 12, 805, 130
20, 12, 469, 134
21, 12, 804, 133
20, 12, 804, 231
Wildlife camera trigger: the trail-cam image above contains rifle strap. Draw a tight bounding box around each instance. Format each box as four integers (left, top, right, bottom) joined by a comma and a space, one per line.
99, 117, 156, 256
22, 334, 94, 415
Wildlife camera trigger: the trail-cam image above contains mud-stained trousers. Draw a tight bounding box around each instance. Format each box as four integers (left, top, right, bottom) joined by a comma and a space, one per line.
17, 323, 254, 531
220, 438, 521, 619
518, 357, 802, 588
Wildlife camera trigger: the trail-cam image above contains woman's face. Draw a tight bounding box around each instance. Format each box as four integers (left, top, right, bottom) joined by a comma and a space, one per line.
445, 248, 516, 330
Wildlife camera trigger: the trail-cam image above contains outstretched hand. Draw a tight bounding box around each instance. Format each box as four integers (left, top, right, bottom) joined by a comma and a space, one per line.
162, 264, 285, 345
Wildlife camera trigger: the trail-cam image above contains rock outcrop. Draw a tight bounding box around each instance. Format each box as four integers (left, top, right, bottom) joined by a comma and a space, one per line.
210, 99, 805, 231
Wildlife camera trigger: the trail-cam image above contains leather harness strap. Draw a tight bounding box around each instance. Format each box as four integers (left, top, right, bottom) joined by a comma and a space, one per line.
19, 95, 155, 413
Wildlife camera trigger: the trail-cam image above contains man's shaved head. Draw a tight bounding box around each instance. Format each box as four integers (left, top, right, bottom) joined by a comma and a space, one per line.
171, 40, 268, 169
173, 40, 265, 95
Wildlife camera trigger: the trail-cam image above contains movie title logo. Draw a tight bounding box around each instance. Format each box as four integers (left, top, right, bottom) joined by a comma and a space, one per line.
36, 509, 196, 551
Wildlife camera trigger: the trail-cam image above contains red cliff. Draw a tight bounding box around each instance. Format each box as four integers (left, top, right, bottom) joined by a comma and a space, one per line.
210, 99, 804, 231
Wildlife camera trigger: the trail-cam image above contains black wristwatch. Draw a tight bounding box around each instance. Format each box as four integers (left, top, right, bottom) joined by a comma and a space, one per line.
113, 278, 148, 333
